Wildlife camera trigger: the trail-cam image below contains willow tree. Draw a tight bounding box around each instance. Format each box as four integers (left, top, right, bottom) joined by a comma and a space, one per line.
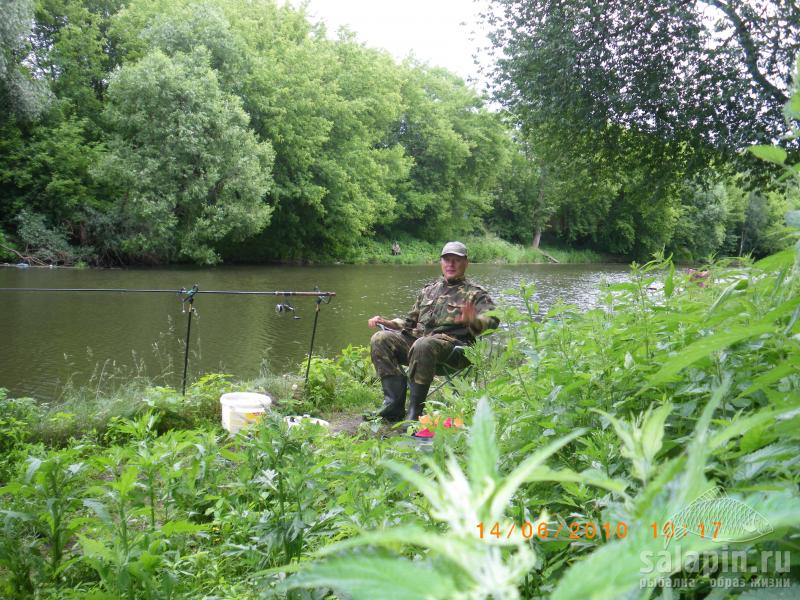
0, 0, 51, 120
95, 49, 274, 264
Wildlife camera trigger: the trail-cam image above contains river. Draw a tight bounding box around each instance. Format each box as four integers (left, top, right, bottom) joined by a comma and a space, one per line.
0, 262, 629, 399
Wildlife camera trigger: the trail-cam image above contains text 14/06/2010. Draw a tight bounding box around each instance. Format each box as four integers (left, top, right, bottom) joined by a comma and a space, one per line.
476, 520, 628, 541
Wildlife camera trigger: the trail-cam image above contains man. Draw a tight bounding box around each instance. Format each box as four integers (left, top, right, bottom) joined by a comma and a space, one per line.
367, 241, 499, 422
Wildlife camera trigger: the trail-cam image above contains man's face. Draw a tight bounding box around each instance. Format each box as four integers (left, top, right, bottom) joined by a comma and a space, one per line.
441, 254, 468, 280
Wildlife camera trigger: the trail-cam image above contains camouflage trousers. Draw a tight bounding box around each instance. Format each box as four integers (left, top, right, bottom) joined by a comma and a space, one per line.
370, 330, 470, 385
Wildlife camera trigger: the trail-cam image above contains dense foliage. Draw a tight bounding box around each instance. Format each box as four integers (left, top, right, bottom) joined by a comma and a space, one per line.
2, 6, 799, 593
484, 0, 800, 259
0, 0, 516, 265
1, 240, 798, 598
0, 0, 796, 265
488, 0, 800, 149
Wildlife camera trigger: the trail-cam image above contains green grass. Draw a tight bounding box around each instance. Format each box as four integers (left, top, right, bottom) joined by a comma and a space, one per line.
6, 375, 233, 447
8, 352, 375, 447
342, 233, 607, 264
464, 234, 606, 264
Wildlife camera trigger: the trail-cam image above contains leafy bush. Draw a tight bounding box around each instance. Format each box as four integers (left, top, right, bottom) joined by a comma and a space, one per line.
13, 209, 91, 265
302, 356, 339, 407
0, 229, 18, 261
0, 392, 40, 481
335, 344, 374, 384
300, 354, 378, 414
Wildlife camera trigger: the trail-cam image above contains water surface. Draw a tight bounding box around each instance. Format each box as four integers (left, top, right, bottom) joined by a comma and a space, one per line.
0, 263, 629, 399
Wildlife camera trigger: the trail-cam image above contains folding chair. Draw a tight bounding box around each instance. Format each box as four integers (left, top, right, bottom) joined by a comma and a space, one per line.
427, 343, 473, 399
375, 325, 473, 399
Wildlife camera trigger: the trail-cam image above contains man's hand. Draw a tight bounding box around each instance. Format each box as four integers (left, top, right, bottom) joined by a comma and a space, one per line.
455, 302, 478, 326
368, 316, 399, 329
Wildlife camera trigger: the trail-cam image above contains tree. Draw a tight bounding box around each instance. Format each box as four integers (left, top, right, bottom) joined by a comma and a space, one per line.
488, 139, 558, 248
0, 113, 105, 235
667, 180, 729, 261
483, 0, 800, 257
0, 0, 130, 262
738, 190, 791, 256
0, 0, 51, 120
166, 0, 413, 260
386, 64, 511, 242
486, 0, 800, 154
497, 118, 686, 257
95, 48, 274, 264
0, 0, 532, 264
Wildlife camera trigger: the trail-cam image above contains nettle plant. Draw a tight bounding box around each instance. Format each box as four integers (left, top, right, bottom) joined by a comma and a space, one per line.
551, 379, 800, 600
281, 398, 622, 599
0, 446, 90, 592
282, 384, 800, 600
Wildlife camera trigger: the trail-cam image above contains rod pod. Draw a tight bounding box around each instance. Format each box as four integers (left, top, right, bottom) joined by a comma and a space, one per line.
304, 292, 333, 387
179, 285, 199, 395
0, 285, 336, 393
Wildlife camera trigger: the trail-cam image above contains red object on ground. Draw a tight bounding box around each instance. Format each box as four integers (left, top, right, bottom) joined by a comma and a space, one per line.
412, 417, 459, 439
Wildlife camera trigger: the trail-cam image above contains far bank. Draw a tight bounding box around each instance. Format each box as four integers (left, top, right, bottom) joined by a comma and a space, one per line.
223, 235, 616, 266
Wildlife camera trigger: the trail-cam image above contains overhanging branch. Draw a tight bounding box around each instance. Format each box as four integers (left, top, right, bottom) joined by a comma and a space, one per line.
703, 0, 789, 105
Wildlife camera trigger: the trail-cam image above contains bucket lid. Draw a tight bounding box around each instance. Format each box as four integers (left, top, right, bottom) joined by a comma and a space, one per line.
220, 392, 272, 408
284, 415, 330, 428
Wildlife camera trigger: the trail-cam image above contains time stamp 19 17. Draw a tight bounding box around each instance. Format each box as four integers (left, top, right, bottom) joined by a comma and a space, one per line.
476, 521, 727, 541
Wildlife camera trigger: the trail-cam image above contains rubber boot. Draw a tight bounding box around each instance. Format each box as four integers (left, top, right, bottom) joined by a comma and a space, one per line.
364, 375, 407, 422
405, 381, 430, 421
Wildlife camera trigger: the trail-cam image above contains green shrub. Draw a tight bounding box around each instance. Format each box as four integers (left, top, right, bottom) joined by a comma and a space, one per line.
335, 345, 374, 384
0, 230, 18, 262
299, 354, 379, 414
0, 392, 41, 482
14, 209, 93, 265
302, 357, 338, 402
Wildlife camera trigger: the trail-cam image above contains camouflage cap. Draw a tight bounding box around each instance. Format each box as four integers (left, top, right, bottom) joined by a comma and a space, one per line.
440, 241, 468, 257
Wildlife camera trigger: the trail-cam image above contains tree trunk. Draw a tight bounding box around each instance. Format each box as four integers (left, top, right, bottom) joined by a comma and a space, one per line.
531, 184, 545, 250
739, 219, 746, 257
531, 228, 542, 250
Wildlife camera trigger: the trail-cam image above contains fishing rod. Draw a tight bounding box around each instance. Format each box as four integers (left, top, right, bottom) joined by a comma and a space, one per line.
0, 285, 336, 394
0, 287, 335, 297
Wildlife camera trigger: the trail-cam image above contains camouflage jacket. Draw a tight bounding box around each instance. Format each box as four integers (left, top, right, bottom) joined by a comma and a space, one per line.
390, 277, 499, 343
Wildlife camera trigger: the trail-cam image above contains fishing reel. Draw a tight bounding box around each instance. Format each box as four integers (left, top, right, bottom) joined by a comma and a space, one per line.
314, 286, 332, 306
178, 284, 199, 316
276, 302, 300, 319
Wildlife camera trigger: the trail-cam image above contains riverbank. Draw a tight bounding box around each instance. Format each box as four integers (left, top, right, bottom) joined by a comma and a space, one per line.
0, 352, 375, 447
338, 234, 610, 265
2, 234, 613, 268
0, 261, 632, 398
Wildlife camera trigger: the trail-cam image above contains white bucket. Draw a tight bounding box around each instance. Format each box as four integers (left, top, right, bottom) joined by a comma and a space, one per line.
284, 414, 330, 429
220, 392, 272, 434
